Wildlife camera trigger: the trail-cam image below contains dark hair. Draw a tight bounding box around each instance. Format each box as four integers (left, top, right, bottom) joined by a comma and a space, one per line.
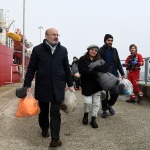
83, 51, 100, 61
129, 44, 137, 51
73, 56, 77, 59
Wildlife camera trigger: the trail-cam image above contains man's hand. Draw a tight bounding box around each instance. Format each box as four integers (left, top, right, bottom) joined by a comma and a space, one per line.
27, 87, 32, 93
16, 87, 28, 98
69, 86, 75, 92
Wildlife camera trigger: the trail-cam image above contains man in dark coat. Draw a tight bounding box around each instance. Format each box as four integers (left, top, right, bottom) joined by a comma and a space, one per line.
23, 28, 73, 148
99, 34, 125, 118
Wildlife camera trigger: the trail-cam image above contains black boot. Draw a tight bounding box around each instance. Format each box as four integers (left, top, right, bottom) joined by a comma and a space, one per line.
82, 113, 88, 125
49, 139, 62, 147
107, 105, 115, 115
90, 117, 98, 128
41, 130, 49, 138
126, 94, 136, 103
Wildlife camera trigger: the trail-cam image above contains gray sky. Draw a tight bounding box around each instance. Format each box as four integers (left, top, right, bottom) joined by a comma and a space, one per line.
1, 0, 150, 63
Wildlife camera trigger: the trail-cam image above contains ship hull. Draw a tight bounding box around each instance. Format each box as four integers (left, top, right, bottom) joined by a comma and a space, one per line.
0, 44, 20, 86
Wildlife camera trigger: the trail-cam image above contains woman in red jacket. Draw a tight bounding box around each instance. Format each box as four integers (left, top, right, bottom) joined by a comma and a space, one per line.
123, 44, 144, 103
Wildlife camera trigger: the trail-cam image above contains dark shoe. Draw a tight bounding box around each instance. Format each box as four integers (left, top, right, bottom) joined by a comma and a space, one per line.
137, 99, 142, 103
107, 105, 115, 115
82, 113, 88, 125
126, 99, 136, 103
90, 116, 98, 128
49, 139, 62, 148
101, 111, 108, 118
41, 130, 49, 138
126, 94, 136, 103
137, 92, 143, 103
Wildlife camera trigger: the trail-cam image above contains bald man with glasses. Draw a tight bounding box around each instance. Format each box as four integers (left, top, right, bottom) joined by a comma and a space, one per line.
22, 28, 74, 148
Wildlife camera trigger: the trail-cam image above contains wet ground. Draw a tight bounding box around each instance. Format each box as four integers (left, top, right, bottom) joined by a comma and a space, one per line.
0, 81, 150, 150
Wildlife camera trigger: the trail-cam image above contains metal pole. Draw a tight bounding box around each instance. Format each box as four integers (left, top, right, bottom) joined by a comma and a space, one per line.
144, 58, 149, 84
22, 0, 25, 80
38, 26, 43, 43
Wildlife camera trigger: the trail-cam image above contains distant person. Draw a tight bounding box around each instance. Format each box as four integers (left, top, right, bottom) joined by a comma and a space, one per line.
122, 44, 144, 103
98, 34, 125, 118
17, 28, 73, 148
78, 44, 108, 128
71, 56, 81, 90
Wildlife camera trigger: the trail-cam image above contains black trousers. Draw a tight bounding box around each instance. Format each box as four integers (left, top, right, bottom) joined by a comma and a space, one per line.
74, 79, 81, 88
102, 85, 119, 111
38, 101, 61, 140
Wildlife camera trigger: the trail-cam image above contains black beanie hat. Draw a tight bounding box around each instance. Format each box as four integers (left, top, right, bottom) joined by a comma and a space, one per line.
104, 34, 113, 42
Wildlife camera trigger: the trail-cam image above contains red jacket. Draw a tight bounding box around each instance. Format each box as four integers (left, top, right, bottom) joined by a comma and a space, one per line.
124, 53, 144, 71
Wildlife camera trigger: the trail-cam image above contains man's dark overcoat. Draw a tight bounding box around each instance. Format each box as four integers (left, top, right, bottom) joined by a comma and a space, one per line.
23, 40, 73, 102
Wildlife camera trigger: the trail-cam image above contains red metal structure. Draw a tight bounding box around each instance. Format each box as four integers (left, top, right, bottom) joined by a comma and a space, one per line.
0, 9, 31, 86
0, 44, 13, 85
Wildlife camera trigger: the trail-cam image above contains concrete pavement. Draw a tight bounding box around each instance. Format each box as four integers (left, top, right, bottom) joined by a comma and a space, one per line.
0, 82, 150, 150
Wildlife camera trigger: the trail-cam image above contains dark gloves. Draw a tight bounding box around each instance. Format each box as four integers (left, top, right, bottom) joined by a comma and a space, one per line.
16, 87, 28, 98
93, 63, 108, 73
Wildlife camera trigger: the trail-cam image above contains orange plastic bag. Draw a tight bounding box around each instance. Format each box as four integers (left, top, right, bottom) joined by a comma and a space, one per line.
16, 91, 40, 117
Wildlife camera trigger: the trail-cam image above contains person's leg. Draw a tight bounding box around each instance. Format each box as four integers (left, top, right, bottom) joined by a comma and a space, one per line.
132, 71, 143, 102
101, 91, 109, 118
50, 101, 61, 140
90, 91, 101, 128
91, 91, 101, 117
74, 79, 80, 89
38, 101, 50, 137
107, 84, 119, 115
126, 72, 136, 102
49, 101, 62, 147
82, 95, 92, 125
109, 84, 119, 106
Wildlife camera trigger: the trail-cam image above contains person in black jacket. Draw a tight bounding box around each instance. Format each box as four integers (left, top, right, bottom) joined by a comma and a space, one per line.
22, 28, 73, 148
99, 34, 125, 118
78, 44, 108, 128
71, 57, 81, 90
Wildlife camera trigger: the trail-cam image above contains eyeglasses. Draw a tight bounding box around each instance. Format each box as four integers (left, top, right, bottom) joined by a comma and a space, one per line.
46, 34, 60, 37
